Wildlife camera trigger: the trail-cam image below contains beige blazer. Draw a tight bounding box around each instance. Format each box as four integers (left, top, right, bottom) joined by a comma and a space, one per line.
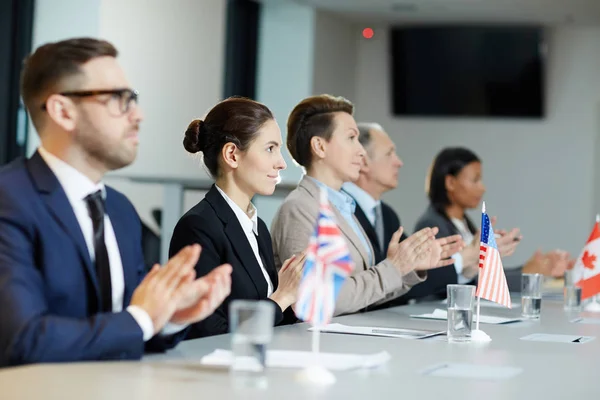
271, 176, 425, 316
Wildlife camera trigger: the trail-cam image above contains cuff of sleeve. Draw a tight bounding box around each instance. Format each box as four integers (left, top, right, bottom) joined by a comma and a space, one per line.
402, 269, 427, 287
161, 322, 188, 336
377, 259, 427, 291
452, 252, 464, 274
265, 298, 285, 325
127, 305, 154, 341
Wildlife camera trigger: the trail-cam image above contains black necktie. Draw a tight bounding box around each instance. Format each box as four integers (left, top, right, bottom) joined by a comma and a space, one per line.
85, 190, 112, 312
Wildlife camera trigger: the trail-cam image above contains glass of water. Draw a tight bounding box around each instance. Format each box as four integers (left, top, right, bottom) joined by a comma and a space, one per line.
564, 286, 582, 311
229, 300, 274, 378
521, 273, 542, 319
447, 284, 475, 342
563, 270, 582, 311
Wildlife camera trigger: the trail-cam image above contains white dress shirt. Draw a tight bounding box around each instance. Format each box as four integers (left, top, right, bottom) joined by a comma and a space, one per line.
341, 182, 380, 225
38, 147, 183, 341
215, 185, 274, 296
450, 217, 476, 284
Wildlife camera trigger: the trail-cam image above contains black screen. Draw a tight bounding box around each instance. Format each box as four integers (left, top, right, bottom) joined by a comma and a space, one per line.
389, 25, 545, 118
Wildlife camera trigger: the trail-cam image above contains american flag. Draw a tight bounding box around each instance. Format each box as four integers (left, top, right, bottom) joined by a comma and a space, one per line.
295, 188, 355, 327
476, 202, 512, 308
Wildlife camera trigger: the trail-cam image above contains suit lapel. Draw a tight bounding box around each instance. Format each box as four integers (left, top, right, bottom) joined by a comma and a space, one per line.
104, 193, 137, 307
256, 227, 278, 288
206, 186, 267, 297
299, 177, 372, 268
354, 204, 381, 255
26, 151, 100, 304
428, 205, 460, 236
331, 205, 371, 267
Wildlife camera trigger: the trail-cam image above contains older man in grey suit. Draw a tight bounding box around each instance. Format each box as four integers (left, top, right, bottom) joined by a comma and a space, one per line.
270, 94, 463, 316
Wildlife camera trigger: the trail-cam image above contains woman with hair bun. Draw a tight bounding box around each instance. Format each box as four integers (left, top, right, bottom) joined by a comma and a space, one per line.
170, 97, 306, 339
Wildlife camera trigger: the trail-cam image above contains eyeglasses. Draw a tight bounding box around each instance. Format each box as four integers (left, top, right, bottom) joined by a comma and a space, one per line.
40, 88, 139, 114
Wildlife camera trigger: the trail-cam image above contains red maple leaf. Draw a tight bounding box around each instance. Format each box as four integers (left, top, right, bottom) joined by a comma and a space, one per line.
582, 251, 597, 270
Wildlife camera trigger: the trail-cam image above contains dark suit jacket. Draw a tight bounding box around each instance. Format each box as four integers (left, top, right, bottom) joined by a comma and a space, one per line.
354, 201, 408, 264
0, 152, 184, 368
408, 205, 522, 300
353, 201, 411, 309
169, 185, 295, 339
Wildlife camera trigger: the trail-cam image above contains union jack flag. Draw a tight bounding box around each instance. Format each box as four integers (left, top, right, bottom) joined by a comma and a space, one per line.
295, 188, 355, 326
476, 202, 512, 308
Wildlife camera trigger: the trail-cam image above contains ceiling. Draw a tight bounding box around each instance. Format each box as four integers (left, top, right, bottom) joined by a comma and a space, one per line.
287, 0, 600, 25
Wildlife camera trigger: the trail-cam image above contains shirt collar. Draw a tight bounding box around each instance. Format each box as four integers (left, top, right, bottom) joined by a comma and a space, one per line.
38, 147, 106, 203
215, 185, 258, 235
307, 176, 356, 214
341, 182, 380, 215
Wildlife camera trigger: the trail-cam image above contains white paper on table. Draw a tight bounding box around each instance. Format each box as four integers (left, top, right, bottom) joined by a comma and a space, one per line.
199, 349, 391, 371
520, 333, 595, 343
420, 363, 523, 380
570, 317, 600, 325
308, 323, 445, 339
410, 308, 522, 325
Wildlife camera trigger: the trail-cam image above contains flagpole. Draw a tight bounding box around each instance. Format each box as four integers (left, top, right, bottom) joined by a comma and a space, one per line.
476, 287, 481, 331
475, 202, 485, 331
469, 201, 490, 342
312, 260, 322, 355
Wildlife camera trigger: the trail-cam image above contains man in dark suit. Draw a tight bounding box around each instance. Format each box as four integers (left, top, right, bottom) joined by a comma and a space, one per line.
342, 123, 406, 264
0, 38, 232, 367
342, 123, 413, 307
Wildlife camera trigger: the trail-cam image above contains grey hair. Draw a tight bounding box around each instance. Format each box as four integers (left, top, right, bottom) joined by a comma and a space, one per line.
357, 122, 384, 150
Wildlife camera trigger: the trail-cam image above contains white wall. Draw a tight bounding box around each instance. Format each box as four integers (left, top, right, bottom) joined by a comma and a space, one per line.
351, 26, 600, 265
312, 11, 358, 103
30, 0, 227, 233
254, 1, 316, 227
99, 0, 225, 181
256, 0, 315, 184
100, 0, 226, 232
27, 0, 103, 155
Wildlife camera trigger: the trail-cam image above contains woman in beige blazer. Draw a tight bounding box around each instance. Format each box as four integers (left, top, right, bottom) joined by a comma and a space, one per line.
270, 95, 464, 316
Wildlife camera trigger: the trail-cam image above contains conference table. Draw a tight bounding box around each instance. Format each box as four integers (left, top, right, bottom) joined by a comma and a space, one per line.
2, 294, 600, 399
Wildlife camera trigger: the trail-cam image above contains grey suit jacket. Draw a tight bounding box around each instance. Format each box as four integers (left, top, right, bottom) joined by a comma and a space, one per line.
414, 205, 522, 292
271, 176, 426, 316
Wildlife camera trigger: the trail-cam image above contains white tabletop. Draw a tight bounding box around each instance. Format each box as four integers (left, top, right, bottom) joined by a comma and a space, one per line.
2, 298, 600, 399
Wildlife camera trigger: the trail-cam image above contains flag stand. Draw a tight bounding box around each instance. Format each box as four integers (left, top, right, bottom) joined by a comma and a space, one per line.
296, 259, 336, 385
471, 284, 491, 342
584, 296, 600, 312
471, 202, 492, 342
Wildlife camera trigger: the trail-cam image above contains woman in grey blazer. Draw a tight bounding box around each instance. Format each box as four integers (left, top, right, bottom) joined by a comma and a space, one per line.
270, 95, 464, 316
413, 147, 572, 295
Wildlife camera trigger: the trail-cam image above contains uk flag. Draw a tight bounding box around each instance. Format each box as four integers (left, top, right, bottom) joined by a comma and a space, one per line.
295, 188, 355, 327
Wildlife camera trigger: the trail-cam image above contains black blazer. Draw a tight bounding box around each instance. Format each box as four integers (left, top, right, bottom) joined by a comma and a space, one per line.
353, 201, 410, 309
354, 201, 408, 264
407, 205, 522, 301
169, 185, 294, 339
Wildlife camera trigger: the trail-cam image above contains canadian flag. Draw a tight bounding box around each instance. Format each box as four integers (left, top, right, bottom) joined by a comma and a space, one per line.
574, 216, 600, 300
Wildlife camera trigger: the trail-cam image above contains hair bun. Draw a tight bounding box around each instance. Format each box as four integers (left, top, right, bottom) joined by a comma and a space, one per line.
183, 119, 204, 154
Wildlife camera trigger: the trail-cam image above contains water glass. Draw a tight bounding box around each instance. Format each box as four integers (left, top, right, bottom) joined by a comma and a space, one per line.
229, 300, 274, 376
447, 284, 475, 342
564, 286, 582, 311
563, 270, 582, 311
521, 273, 542, 319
